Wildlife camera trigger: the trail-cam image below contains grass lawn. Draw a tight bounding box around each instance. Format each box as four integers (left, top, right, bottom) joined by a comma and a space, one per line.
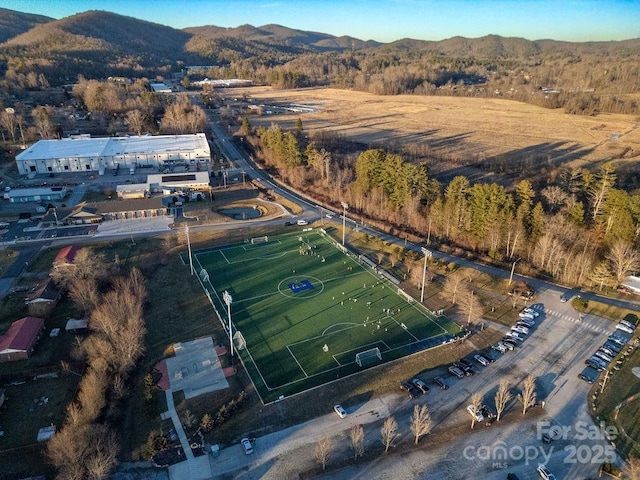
190, 229, 462, 403
593, 344, 640, 458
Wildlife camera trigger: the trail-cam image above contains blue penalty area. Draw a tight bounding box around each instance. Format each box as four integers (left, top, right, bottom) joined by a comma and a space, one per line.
288, 279, 315, 294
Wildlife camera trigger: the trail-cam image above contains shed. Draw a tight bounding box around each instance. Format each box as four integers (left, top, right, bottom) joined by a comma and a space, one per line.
65, 319, 88, 332
0, 317, 45, 362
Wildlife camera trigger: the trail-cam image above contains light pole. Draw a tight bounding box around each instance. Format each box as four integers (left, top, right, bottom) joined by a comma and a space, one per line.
508, 258, 520, 287
420, 247, 432, 303
341, 202, 348, 246
186, 225, 194, 275
223, 290, 233, 356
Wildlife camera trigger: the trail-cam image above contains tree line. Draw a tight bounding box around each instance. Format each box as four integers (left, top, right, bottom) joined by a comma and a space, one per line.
245, 118, 640, 289
47, 249, 148, 479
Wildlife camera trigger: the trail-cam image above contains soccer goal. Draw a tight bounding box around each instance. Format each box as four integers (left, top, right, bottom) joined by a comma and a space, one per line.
233, 331, 247, 350
355, 347, 382, 367
251, 236, 269, 244
397, 287, 415, 303
199, 268, 209, 283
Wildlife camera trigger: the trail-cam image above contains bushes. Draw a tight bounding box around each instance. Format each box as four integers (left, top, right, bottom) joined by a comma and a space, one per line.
200, 390, 247, 434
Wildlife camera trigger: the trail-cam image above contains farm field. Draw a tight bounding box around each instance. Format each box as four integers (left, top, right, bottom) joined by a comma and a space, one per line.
188, 229, 461, 403
231, 87, 640, 180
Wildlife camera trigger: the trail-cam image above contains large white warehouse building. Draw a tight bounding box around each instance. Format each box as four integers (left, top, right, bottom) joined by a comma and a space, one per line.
15, 133, 210, 175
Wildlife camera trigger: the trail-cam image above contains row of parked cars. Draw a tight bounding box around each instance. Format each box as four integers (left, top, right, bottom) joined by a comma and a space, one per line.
490, 307, 539, 354
579, 318, 636, 383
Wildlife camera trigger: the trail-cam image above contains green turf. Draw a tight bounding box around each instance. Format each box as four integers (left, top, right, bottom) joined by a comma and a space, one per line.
187, 230, 461, 403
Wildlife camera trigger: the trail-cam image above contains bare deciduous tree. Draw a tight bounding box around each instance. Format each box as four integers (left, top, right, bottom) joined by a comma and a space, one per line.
623, 456, 640, 480
494, 380, 512, 422
69, 276, 100, 316
519, 375, 537, 415
380, 416, 399, 453
470, 392, 483, 429
410, 404, 433, 444
126, 109, 147, 135
349, 424, 365, 460
181, 409, 196, 430
458, 286, 483, 325
607, 240, 640, 284
442, 269, 466, 304
314, 436, 333, 470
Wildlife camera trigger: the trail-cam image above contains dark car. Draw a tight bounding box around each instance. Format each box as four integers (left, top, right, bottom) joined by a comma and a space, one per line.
454, 362, 475, 376
407, 387, 422, 399
434, 376, 449, 390
480, 405, 496, 419
400, 381, 413, 392
458, 358, 473, 369
284, 221, 294, 226
506, 473, 521, 480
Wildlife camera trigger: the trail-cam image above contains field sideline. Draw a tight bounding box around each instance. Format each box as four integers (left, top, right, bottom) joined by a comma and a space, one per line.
188, 229, 462, 403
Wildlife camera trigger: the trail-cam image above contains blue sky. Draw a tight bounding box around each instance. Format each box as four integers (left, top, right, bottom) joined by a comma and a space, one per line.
4, 0, 639, 43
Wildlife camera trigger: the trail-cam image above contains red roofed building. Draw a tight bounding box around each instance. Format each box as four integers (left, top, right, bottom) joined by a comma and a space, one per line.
52, 245, 79, 268
0, 317, 45, 362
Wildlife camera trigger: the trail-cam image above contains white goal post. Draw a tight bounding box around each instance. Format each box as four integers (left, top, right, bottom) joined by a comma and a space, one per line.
355, 347, 382, 367
251, 236, 269, 244
233, 331, 247, 350
397, 287, 415, 303
199, 268, 209, 283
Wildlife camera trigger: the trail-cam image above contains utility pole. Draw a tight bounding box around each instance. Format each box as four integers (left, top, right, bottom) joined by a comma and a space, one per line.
508, 258, 520, 287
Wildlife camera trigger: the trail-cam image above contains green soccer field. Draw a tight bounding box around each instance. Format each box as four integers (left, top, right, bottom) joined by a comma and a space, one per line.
190, 229, 462, 403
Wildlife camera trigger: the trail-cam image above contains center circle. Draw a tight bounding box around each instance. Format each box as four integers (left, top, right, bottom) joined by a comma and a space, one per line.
278, 276, 324, 298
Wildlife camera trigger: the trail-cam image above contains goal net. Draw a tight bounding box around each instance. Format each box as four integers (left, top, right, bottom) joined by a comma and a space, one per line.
199, 268, 209, 283
397, 287, 415, 303
355, 347, 382, 367
233, 331, 247, 350
251, 236, 269, 244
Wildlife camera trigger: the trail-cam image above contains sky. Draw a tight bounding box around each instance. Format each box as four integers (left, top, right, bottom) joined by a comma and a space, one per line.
4, 0, 639, 43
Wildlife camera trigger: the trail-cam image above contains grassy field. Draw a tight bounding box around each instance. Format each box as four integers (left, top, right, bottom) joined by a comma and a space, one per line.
190, 229, 462, 403
230, 87, 640, 179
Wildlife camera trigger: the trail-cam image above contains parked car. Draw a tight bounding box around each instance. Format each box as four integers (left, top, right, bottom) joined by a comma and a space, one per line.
586, 356, 606, 372
560, 295, 568, 303
620, 319, 636, 331
492, 343, 507, 353
499, 341, 515, 351
537, 464, 556, 480
474, 354, 490, 366
519, 311, 535, 319
512, 326, 529, 335
241, 437, 254, 455
616, 323, 635, 334
594, 350, 613, 363
334, 404, 347, 418
518, 318, 535, 327
448, 365, 465, 379
434, 376, 449, 390
454, 361, 475, 376
467, 404, 484, 422
501, 338, 518, 349
407, 387, 422, 399
412, 378, 430, 394
506, 474, 521, 480
506, 331, 523, 341
523, 307, 540, 317
480, 405, 496, 419
400, 381, 413, 392
297, 219, 308, 225
603, 340, 622, 354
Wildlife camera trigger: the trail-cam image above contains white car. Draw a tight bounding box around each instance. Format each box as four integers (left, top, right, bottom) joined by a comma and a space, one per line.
519, 311, 535, 320
467, 404, 484, 422
241, 437, 254, 455
506, 331, 523, 340
616, 323, 635, 334
334, 404, 347, 418
537, 464, 556, 480
523, 308, 540, 317
512, 326, 529, 335
474, 354, 490, 366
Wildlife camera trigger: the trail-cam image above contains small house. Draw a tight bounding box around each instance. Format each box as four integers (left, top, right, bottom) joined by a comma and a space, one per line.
25, 278, 60, 317
0, 317, 45, 362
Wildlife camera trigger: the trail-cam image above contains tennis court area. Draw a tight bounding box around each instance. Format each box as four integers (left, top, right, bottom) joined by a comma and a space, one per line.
190, 229, 462, 403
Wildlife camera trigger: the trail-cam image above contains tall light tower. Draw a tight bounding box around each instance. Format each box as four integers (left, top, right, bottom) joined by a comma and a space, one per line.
185, 225, 194, 275
508, 258, 520, 287
420, 247, 432, 303
223, 290, 233, 356
341, 202, 348, 246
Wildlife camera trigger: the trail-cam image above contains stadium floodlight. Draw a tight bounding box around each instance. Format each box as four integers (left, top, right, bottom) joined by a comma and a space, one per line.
341, 202, 349, 246
186, 225, 194, 276
223, 290, 233, 356
420, 247, 432, 303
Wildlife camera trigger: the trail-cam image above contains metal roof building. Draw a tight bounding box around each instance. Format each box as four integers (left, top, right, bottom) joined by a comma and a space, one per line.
15, 133, 210, 175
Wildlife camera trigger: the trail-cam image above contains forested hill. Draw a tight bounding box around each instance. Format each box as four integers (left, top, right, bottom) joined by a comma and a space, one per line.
0, 8, 638, 114
0, 8, 53, 44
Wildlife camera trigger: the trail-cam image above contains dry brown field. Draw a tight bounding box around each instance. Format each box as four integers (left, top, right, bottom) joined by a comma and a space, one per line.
229, 87, 640, 180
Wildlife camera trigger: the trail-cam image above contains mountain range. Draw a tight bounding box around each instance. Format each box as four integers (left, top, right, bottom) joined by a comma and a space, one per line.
0, 8, 638, 91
